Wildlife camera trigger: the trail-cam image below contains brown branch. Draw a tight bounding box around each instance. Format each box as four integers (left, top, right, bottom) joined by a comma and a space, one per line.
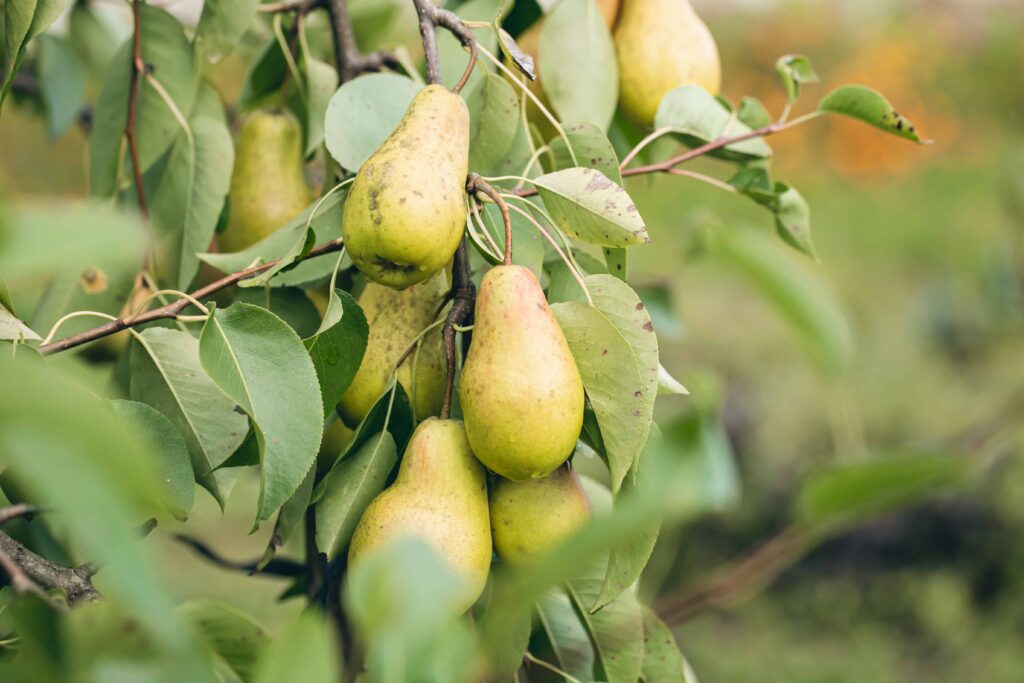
411, 0, 477, 93
173, 534, 305, 577
440, 239, 474, 421
125, 0, 148, 220
37, 238, 346, 355
0, 504, 37, 526
0, 532, 99, 606
326, 0, 400, 83
468, 173, 513, 265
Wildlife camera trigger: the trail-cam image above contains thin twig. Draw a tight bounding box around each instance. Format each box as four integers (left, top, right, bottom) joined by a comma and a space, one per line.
125, 0, 148, 220
0, 505, 37, 527
468, 173, 513, 265
440, 240, 474, 421
173, 534, 305, 577
411, 0, 477, 93
326, 0, 400, 83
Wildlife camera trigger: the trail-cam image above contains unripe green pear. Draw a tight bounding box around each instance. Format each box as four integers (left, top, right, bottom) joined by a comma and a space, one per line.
490, 465, 591, 564
348, 418, 491, 612
614, 0, 721, 127
337, 273, 447, 427
220, 110, 312, 253
342, 85, 469, 289
459, 265, 584, 481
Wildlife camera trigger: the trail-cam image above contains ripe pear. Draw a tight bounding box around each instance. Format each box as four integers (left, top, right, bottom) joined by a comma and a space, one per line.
337, 272, 447, 427
220, 110, 312, 253
342, 85, 469, 289
459, 265, 584, 481
614, 0, 721, 127
490, 465, 591, 564
348, 418, 491, 612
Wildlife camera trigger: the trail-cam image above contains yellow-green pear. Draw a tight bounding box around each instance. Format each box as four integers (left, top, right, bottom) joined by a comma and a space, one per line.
337, 273, 447, 427
342, 85, 469, 289
459, 265, 584, 481
490, 465, 591, 564
348, 418, 491, 612
219, 110, 312, 253
614, 0, 721, 127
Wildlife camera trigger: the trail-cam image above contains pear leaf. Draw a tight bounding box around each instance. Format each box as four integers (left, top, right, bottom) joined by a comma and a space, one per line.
0, 303, 41, 342
775, 54, 819, 103
640, 606, 697, 683
252, 610, 340, 683
566, 577, 644, 683
304, 289, 369, 418
536, 586, 597, 680
466, 73, 520, 174
178, 601, 269, 682
534, 168, 649, 248
655, 85, 772, 161
819, 84, 928, 143
196, 0, 259, 63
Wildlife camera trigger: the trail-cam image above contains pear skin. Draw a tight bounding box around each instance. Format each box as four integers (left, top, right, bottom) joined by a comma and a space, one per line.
614, 0, 721, 127
220, 110, 312, 253
348, 418, 491, 612
459, 265, 584, 481
342, 85, 469, 289
490, 465, 591, 564
337, 273, 447, 427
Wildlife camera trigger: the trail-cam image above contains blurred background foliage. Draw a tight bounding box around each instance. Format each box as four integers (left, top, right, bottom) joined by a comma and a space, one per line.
2, 0, 1023, 682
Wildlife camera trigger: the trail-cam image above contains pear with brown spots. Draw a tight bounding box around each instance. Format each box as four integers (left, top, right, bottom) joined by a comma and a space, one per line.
348, 418, 491, 613
342, 84, 469, 289
459, 265, 584, 481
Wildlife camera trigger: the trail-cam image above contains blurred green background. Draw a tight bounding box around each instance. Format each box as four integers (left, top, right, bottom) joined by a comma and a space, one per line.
2, 1, 1023, 682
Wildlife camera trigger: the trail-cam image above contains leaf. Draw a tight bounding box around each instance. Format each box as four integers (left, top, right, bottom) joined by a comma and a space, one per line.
315, 432, 398, 560
26, 0, 68, 41
466, 73, 520, 174
712, 227, 852, 377
550, 301, 647, 494
775, 54, 819, 103
89, 5, 198, 197
480, 201, 545, 279
0, 303, 41, 341
2, 0, 36, 102
438, 0, 499, 91
237, 36, 287, 110
534, 168, 649, 248
729, 169, 815, 258
150, 110, 234, 289
195, 0, 259, 63
324, 72, 422, 172
234, 286, 322, 339
304, 289, 369, 417
548, 121, 623, 183
536, 586, 596, 680
655, 85, 772, 161
497, 27, 535, 80
271, 461, 315, 552
303, 57, 338, 157
199, 303, 323, 524
130, 328, 249, 506
640, 605, 696, 683
179, 601, 268, 682
539, 0, 619, 130
111, 400, 196, 522
796, 454, 968, 531
657, 364, 688, 396
35, 35, 86, 140
658, 411, 740, 519
68, 4, 118, 78
819, 84, 927, 143
566, 578, 644, 683
737, 96, 772, 130
253, 610, 340, 683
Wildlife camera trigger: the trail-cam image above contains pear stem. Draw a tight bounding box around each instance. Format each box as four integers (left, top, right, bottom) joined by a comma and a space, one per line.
467, 173, 513, 266
411, 0, 478, 93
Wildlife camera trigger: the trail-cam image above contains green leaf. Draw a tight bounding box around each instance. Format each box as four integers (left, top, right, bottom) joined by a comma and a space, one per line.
253, 610, 340, 683
480, 202, 545, 279
737, 96, 772, 130
179, 601, 268, 682
272, 462, 315, 552
68, 4, 119, 78
234, 286, 322, 339
302, 57, 338, 157
26, 0, 68, 41
655, 85, 772, 161
304, 289, 369, 417
130, 328, 249, 506
89, 5, 198, 197
497, 27, 535, 80
659, 411, 740, 518
775, 54, 819, 103
0, 302, 41, 341
712, 227, 852, 377
110, 400, 195, 522
536, 586, 597, 680
466, 73, 520, 174
315, 431, 398, 560
151, 108, 234, 289
550, 301, 647, 494
796, 454, 968, 531
534, 168, 649, 248
548, 121, 623, 183
199, 303, 323, 524
539, 0, 619, 131
199, 191, 345, 288
237, 36, 287, 110
0, 202, 147, 285
2, 0, 36, 102
324, 72, 422, 172
438, 0, 499, 91
35, 34, 86, 140
729, 169, 815, 258
195, 0, 259, 63
640, 605, 696, 683
567, 578, 644, 683
819, 84, 927, 143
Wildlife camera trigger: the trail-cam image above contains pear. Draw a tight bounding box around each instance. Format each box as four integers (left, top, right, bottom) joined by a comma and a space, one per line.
490, 465, 591, 564
337, 272, 447, 427
219, 110, 312, 253
614, 0, 721, 127
342, 85, 469, 289
348, 418, 491, 612
459, 265, 584, 481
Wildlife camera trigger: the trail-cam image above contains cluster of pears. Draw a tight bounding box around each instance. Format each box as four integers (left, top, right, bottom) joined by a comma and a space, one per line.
514, 0, 721, 128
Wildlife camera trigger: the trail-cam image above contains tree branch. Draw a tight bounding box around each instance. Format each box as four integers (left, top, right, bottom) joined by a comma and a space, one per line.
411, 0, 477, 93
440, 239, 474, 421
0, 532, 99, 607
125, 0, 148, 220
326, 0, 400, 83
173, 534, 305, 578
